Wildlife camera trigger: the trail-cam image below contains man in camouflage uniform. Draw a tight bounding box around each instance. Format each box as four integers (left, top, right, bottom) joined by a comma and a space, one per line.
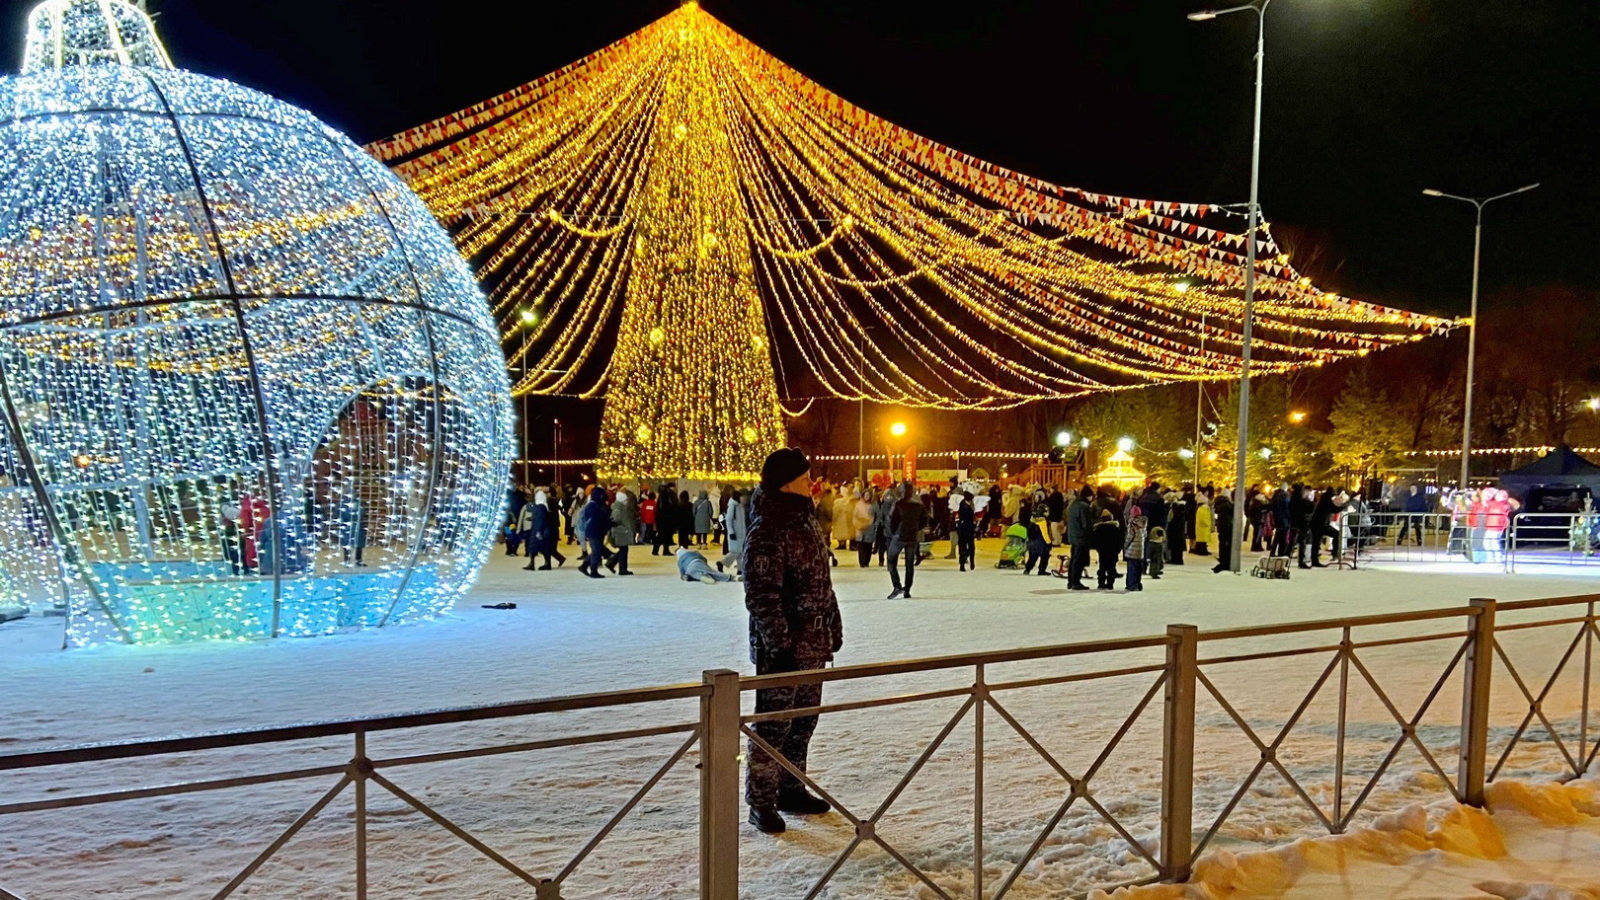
743, 447, 843, 834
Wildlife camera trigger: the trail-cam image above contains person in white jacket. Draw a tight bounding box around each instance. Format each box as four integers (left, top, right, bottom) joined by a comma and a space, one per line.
718, 489, 749, 575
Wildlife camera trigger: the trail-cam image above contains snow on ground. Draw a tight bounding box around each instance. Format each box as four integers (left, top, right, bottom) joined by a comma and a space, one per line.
2, 539, 1598, 899
1100, 777, 1600, 900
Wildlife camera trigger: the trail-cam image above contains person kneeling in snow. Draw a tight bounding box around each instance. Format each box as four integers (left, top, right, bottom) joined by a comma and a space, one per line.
677, 547, 734, 584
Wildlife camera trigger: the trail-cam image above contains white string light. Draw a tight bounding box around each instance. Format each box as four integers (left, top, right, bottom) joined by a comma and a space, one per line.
0, 0, 512, 646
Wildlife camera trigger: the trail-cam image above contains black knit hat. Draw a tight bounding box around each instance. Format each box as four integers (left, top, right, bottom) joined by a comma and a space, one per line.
760, 447, 810, 491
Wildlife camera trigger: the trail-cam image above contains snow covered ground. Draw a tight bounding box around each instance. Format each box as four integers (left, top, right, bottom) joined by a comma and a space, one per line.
2, 539, 1598, 899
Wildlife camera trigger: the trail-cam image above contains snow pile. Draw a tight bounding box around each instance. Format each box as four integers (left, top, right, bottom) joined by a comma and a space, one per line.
1093, 779, 1600, 900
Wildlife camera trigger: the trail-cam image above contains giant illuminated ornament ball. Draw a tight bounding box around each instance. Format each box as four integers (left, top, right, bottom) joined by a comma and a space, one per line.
0, 0, 513, 645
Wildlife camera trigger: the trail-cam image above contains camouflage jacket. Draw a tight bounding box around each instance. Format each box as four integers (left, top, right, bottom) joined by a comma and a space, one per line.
743, 486, 843, 668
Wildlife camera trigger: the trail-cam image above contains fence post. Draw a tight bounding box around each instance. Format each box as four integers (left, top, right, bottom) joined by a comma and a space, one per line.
700, 669, 741, 900
1459, 598, 1497, 807
1160, 624, 1198, 883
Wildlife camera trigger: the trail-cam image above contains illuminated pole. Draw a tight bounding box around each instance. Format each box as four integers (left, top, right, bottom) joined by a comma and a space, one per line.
1421, 183, 1539, 492
1196, 311, 1205, 487
1189, 0, 1270, 574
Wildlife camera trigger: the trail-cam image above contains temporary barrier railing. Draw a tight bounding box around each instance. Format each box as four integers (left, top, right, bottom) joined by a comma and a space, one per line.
1506, 511, 1600, 572
3, 595, 1599, 899
1333, 511, 1460, 566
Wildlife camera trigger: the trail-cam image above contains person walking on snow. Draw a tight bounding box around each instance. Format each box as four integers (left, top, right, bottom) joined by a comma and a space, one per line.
831, 489, 855, 551
743, 448, 842, 834
886, 481, 927, 599
718, 489, 748, 575
1093, 508, 1122, 589
579, 486, 612, 578
956, 491, 977, 572
1124, 514, 1149, 591
693, 490, 714, 548
1212, 490, 1235, 574
525, 490, 566, 570
1066, 487, 1094, 590
874, 486, 897, 566
1022, 502, 1050, 576
853, 487, 879, 568
1139, 483, 1168, 580
605, 489, 638, 576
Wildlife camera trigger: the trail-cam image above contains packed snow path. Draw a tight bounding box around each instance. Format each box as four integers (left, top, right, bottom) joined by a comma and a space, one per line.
2, 542, 1597, 899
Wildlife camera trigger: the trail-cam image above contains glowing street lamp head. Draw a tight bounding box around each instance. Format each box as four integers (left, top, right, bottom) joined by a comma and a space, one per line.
520, 309, 538, 325
1421, 189, 1445, 197
1174, 281, 1191, 294
1081, 436, 1091, 449
1177, 448, 1196, 460
1259, 447, 1275, 460
890, 422, 907, 438
1290, 411, 1307, 423
1116, 436, 1135, 453
1056, 430, 1072, 447
1588, 398, 1600, 412
1187, 10, 1219, 21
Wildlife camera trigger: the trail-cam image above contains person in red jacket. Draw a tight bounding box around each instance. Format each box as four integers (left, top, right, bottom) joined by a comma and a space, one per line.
640, 489, 657, 547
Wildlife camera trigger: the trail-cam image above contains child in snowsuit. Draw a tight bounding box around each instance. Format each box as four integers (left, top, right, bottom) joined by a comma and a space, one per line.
1092, 509, 1122, 589
1125, 516, 1149, 591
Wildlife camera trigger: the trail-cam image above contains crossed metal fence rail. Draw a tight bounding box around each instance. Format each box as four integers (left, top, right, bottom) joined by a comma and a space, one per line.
2, 594, 1598, 900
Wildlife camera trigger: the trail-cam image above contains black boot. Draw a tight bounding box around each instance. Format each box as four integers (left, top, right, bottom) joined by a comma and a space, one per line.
748, 807, 786, 833
777, 788, 831, 816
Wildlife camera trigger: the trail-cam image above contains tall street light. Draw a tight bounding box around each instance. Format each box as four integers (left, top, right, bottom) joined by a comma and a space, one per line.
1421, 183, 1539, 492
1189, 0, 1272, 574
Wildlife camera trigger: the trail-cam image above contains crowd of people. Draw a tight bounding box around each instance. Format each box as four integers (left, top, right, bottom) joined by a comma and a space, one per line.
502, 472, 1388, 595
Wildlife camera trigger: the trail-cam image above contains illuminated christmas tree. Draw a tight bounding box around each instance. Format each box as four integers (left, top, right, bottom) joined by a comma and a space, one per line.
0, 0, 513, 645
373, 3, 1454, 481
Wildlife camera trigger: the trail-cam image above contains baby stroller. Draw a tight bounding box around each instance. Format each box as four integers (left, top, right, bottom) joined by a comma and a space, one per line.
997, 523, 1028, 569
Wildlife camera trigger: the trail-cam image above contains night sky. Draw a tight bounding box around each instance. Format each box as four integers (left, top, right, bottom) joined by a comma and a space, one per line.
5, 0, 1596, 317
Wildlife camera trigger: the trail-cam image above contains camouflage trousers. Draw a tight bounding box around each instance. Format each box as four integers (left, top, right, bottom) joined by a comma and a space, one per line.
745, 675, 823, 809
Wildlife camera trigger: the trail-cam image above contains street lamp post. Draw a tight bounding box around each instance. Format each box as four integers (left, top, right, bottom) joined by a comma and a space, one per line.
1189, 0, 1271, 574
1421, 183, 1539, 492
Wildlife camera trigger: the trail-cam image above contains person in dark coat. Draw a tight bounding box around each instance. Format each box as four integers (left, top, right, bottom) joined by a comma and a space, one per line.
1272, 486, 1294, 557
653, 487, 678, 556
743, 448, 842, 834
875, 486, 896, 566
1092, 509, 1122, 589
1066, 488, 1095, 590
956, 491, 977, 572
1212, 490, 1235, 574
1139, 484, 1168, 579
1292, 484, 1316, 568
579, 486, 612, 578
1310, 488, 1342, 567
887, 482, 926, 599
1165, 492, 1187, 565
526, 490, 566, 569
1046, 489, 1066, 546
983, 484, 1003, 536
1022, 502, 1050, 576
1245, 488, 1266, 552
677, 490, 694, 549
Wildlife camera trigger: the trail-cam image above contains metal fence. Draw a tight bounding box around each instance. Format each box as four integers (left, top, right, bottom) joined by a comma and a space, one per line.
1506, 511, 1600, 572
3, 594, 1598, 900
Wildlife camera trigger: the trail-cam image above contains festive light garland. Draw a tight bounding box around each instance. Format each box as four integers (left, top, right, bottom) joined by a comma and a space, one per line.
371, 3, 1454, 479
0, 0, 512, 646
